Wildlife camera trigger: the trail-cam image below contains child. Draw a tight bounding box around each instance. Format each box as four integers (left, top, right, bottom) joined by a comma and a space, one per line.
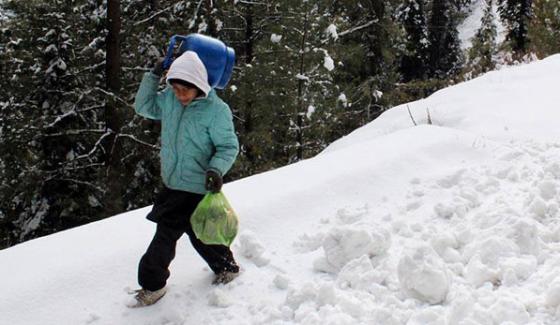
130, 51, 240, 307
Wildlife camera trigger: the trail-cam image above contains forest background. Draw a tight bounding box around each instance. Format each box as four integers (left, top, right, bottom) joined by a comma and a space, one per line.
0, 0, 558, 249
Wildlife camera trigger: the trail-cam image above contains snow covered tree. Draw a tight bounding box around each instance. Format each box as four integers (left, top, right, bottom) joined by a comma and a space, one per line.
397, 0, 429, 81
427, 0, 464, 78
453, 0, 474, 10
0, 0, 110, 245
325, 0, 402, 135
465, 0, 498, 78
497, 0, 533, 53
278, 0, 341, 162
529, 0, 560, 57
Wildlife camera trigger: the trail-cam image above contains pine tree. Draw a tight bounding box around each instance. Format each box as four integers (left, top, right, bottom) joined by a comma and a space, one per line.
397, 0, 429, 81
211, 1, 293, 174
325, 0, 402, 137
497, 0, 533, 53
0, 0, 109, 245
465, 0, 498, 78
529, 0, 560, 57
453, 0, 474, 10
428, 0, 464, 78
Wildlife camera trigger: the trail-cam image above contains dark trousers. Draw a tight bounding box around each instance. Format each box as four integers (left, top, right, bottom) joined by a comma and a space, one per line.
138, 187, 239, 291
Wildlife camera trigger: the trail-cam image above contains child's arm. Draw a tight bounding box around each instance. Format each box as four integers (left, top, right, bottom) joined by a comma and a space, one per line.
208, 105, 239, 176
134, 72, 168, 120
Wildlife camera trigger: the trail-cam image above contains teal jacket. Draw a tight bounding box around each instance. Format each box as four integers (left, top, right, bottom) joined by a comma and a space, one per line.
134, 72, 239, 194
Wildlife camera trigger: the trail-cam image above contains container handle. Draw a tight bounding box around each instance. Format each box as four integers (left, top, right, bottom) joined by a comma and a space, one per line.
163, 35, 181, 70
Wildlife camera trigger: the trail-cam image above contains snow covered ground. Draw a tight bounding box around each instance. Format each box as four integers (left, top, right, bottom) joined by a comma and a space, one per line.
2, 54, 560, 324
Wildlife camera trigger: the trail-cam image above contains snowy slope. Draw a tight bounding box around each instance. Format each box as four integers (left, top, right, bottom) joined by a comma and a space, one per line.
2, 55, 560, 325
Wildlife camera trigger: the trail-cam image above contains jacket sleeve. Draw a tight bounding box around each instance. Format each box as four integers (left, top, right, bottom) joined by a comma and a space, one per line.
134, 72, 167, 120
208, 105, 239, 176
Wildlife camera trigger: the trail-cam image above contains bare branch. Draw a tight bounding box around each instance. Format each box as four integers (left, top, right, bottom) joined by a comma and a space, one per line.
74, 130, 113, 160
76, 62, 104, 74
232, 113, 246, 123
62, 163, 105, 172
117, 133, 159, 150
49, 177, 107, 194
47, 110, 78, 128
237, 0, 268, 5
93, 87, 132, 107
47, 91, 94, 128
77, 104, 105, 113
133, 3, 175, 26
43, 129, 108, 137
122, 67, 150, 72
338, 20, 378, 37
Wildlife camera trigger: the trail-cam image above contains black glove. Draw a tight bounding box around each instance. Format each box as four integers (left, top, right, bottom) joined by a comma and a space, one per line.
151, 58, 166, 76
205, 170, 223, 193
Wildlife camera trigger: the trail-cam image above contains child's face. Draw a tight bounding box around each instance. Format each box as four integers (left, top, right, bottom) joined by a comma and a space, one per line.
171, 83, 199, 106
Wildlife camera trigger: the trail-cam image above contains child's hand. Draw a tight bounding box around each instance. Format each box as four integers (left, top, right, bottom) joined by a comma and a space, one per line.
205, 170, 223, 193
151, 58, 166, 76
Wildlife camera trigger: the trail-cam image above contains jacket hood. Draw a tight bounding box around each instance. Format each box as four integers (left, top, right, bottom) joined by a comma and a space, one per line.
166, 51, 211, 97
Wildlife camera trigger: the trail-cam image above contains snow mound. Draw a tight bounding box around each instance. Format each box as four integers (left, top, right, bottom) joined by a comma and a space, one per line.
313, 225, 391, 273
235, 231, 270, 267
398, 246, 450, 304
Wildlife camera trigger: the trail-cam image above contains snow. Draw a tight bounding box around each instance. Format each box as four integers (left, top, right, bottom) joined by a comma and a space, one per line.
323, 55, 334, 71
270, 34, 282, 43
295, 73, 309, 82
337, 93, 348, 107
398, 246, 450, 304
2, 54, 560, 324
325, 24, 338, 40
306, 105, 315, 119
373, 89, 383, 101
312, 225, 390, 273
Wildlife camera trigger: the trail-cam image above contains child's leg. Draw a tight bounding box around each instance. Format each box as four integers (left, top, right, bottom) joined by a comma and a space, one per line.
138, 224, 184, 291
184, 224, 239, 274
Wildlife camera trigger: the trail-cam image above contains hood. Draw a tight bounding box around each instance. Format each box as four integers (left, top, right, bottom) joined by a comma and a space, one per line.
166, 51, 211, 97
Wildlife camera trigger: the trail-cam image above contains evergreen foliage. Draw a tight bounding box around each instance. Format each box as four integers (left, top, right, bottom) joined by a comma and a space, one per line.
529, 0, 560, 57
497, 0, 533, 53
397, 0, 429, 81
427, 0, 464, 79
465, 0, 498, 78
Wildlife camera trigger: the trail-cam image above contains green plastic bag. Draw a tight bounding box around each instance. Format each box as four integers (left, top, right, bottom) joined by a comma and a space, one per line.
191, 192, 239, 246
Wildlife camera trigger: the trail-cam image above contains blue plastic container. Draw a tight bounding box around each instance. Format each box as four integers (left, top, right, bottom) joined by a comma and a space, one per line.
163, 34, 235, 89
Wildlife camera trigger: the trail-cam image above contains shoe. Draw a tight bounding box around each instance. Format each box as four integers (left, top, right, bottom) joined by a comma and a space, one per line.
212, 271, 239, 285
128, 287, 167, 308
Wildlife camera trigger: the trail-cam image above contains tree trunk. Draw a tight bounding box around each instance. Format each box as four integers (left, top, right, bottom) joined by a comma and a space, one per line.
149, 0, 158, 11
243, 4, 255, 166
106, 0, 121, 95
105, 0, 124, 216
296, 6, 309, 161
